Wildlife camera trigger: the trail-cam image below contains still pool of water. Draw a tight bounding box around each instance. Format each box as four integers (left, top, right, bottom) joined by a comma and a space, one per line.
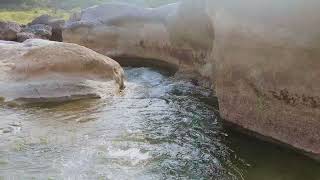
0, 67, 319, 179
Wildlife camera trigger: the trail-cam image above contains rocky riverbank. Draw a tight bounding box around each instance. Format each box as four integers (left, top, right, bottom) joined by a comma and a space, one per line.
1, 0, 319, 160
62, 0, 320, 159
0, 14, 64, 42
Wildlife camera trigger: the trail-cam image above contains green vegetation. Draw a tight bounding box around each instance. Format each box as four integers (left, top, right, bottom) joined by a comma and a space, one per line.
0, 8, 69, 24
0, 0, 178, 24
0, 159, 8, 166
0, 0, 178, 9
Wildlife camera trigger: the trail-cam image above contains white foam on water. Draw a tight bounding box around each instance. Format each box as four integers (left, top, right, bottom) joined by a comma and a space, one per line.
107, 147, 151, 166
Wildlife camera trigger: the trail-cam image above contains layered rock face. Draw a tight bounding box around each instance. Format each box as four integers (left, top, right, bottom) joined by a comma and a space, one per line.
63, 0, 320, 158
208, 0, 320, 158
0, 39, 124, 103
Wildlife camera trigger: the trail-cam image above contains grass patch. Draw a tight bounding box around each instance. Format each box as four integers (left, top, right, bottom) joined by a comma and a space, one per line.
0, 0, 179, 24
0, 8, 70, 24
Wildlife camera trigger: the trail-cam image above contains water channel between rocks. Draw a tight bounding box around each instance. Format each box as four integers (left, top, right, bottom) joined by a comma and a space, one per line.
0, 67, 319, 180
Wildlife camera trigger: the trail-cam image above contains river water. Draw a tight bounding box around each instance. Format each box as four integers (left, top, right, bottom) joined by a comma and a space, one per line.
0, 68, 319, 180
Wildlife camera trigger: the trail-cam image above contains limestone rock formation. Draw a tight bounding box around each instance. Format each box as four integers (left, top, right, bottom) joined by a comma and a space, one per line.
0, 39, 125, 103
208, 0, 320, 159
63, 0, 320, 159
63, 2, 214, 78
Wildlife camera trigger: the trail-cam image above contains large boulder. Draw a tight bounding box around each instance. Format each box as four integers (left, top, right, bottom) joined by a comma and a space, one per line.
0, 39, 124, 103
22, 24, 52, 40
63, 2, 214, 78
29, 14, 65, 41
63, 0, 320, 159
16, 32, 37, 42
0, 21, 21, 41
207, 0, 320, 159
29, 14, 65, 28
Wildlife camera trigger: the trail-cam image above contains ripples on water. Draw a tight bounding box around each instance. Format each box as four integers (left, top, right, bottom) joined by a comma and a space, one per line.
0, 68, 319, 180
0, 68, 240, 179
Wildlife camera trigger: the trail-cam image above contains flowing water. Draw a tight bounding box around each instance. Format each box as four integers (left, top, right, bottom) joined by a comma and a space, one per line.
0, 68, 319, 180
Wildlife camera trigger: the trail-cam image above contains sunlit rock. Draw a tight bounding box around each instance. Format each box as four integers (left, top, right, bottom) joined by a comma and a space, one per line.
0, 39, 125, 104
63, 1, 214, 78
206, 0, 320, 159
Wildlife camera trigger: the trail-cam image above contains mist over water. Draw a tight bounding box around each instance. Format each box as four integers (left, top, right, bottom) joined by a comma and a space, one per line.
206, 0, 320, 47
113, 0, 320, 44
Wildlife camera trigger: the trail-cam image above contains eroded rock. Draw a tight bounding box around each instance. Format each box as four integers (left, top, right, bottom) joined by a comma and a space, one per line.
0, 39, 125, 103
63, 2, 214, 77
63, 0, 320, 160
207, 0, 320, 159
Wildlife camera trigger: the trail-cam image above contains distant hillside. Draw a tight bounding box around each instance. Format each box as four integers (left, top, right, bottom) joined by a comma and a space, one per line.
0, 0, 178, 9
0, 0, 178, 24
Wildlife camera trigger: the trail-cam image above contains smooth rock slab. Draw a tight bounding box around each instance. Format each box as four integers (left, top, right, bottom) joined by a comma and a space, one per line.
63, 2, 214, 76
0, 39, 125, 103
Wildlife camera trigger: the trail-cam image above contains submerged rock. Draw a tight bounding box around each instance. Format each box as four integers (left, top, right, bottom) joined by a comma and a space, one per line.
0, 39, 125, 103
